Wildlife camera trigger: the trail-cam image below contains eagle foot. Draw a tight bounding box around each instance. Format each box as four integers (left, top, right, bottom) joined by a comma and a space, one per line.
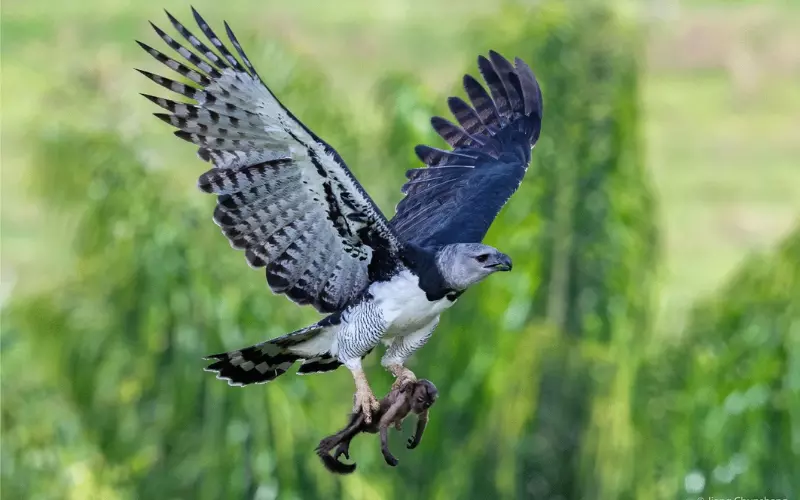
353, 387, 380, 424
389, 365, 417, 392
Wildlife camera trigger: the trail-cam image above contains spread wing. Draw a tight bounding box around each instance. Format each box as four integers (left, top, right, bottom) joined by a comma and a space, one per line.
138, 9, 401, 313
390, 52, 543, 247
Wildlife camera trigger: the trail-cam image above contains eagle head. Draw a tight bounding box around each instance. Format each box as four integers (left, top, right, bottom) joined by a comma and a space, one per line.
435, 243, 512, 291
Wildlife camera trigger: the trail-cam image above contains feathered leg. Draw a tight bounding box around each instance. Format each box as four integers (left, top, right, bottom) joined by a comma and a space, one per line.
381, 319, 438, 392
345, 358, 380, 424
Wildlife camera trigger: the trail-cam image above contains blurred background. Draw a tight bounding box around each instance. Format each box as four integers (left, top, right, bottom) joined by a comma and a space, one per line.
1, 0, 798, 498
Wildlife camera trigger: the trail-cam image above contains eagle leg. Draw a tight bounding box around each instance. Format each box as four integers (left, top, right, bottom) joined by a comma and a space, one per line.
381, 320, 436, 398
350, 367, 380, 424
387, 364, 418, 392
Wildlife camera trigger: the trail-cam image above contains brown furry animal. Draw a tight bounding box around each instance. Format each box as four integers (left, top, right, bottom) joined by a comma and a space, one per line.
316, 379, 438, 474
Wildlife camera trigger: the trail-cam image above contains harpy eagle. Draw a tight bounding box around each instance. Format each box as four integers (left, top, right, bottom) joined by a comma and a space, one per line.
138, 9, 542, 419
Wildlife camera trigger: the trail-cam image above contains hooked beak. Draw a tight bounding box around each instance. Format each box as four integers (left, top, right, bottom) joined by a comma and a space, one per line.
486, 253, 513, 272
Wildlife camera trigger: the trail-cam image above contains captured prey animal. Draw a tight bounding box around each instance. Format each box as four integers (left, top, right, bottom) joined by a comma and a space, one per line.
137, 9, 543, 421
316, 379, 439, 474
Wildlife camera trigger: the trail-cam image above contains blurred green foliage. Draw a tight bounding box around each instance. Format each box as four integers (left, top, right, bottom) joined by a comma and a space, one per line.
634, 227, 800, 498
1, 0, 797, 499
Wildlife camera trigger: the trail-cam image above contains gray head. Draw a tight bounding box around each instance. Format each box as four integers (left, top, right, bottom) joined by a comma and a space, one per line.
435, 243, 512, 291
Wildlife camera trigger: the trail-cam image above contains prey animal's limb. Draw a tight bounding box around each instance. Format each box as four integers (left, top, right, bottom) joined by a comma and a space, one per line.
407, 409, 429, 449
333, 440, 351, 461
377, 396, 407, 467
317, 413, 363, 455
315, 413, 365, 475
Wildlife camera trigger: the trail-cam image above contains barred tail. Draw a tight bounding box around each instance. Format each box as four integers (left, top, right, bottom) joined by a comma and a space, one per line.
204, 322, 340, 386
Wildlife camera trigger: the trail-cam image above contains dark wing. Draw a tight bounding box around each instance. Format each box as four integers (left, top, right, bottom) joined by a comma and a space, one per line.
390, 51, 543, 247
137, 9, 401, 313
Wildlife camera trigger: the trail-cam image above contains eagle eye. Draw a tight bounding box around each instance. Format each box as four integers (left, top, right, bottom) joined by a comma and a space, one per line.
475, 254, 489, 263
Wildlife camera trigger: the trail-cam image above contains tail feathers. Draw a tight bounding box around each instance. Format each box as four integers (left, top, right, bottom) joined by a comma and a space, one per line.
297, 355, 342, 375
204, 343, 299, 386
205, 324, 330, 386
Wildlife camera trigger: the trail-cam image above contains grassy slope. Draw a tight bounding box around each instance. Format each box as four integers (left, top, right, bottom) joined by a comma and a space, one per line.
645, 1, 800, 332
2, 0, 799, 329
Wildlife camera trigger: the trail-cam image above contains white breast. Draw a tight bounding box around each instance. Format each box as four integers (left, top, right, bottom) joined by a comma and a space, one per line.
369, 270, 455, 337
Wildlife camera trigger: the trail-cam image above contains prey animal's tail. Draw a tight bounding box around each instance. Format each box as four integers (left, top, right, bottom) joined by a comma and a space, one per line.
204, 320, 342, 386
316, 426, 361, 475
316, 448, 357, 475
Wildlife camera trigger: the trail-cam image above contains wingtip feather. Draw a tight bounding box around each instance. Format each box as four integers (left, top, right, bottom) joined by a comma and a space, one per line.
413, 144, 429, 164
512, 57, 542, 117
488, 50, 511, 67
148, 20, 165, 36
174, 130, 195, 143
164, 9, 182, 28
163, 8, 178, 21
153, 112, 171, 122
191, 7, 212, 35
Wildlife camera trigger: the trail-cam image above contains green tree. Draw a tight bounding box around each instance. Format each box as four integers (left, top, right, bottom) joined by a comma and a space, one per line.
634, 226, 800, 498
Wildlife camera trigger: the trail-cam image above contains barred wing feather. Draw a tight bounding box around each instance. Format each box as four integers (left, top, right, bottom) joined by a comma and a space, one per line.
138, 9, 401, 313
390, 52, 543, 247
